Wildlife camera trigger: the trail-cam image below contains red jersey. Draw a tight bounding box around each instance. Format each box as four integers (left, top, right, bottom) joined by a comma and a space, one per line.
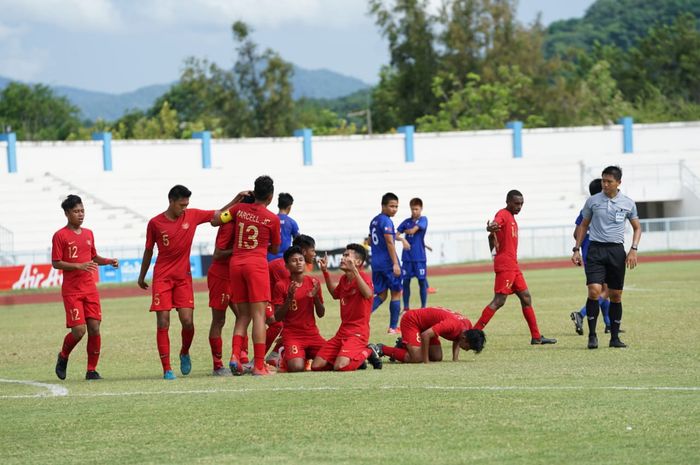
268, 257, 290, 293
407, 307, 472, 341
271, 275, 324, 334
146, 208, 214, 281
492, 208, 519, 272
332, 271, 373, 338
51, 226, 97, 296
208, 222, 234, 279
228, 203, 281, 265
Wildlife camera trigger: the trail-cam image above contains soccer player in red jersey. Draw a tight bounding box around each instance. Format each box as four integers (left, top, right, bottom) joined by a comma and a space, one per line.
52, 195, 118, 380
206, 220, 236, 376
473, 190, 557, 345
271, 246, 326, 372
265, 234, 318, 364
312, 244, 382, 371
372, 307, 485, 363
222, 175, 281, 377
138, 185, 244, 380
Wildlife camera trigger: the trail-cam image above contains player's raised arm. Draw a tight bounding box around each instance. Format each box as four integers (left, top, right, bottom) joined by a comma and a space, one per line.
211, 190, 253, 226
319, 252, 338, 296
312, 279, 325, 318
346, 254, 373, 299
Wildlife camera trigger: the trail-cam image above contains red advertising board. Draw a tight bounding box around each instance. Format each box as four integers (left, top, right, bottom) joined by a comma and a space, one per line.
0, 264, 66, 291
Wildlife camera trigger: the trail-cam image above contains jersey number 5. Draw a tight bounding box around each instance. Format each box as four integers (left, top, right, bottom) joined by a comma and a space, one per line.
238, 223, 259, 249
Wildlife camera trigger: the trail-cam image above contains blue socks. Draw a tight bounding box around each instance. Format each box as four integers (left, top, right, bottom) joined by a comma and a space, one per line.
418, 279, 428, 308
372, 295, 384, 313
389, 300, 401, 329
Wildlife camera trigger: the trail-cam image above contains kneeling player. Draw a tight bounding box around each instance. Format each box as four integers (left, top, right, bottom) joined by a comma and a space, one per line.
312, 244, 381, 371
374, 307, 485, 363
272, 246, 326, 372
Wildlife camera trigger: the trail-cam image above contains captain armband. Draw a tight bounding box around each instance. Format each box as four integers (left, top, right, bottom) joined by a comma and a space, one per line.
220, 210, 233, 224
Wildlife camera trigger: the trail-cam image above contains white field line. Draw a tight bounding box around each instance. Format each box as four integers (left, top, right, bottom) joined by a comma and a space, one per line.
0, 379, 69, 398
1, 382, 699, 399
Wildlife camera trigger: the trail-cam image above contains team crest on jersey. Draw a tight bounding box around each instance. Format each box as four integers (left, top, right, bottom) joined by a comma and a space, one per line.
86, 239, 92, 246
182, 222, 190, 230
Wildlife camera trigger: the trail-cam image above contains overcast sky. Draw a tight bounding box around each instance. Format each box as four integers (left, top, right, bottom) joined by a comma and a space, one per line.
0, 0, 595, 94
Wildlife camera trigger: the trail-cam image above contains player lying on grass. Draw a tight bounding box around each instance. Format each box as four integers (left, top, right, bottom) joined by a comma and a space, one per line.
370, 307, 485, 363
312, 244, 382, 371
53, 195, 119, 381
271, 246, 326, 373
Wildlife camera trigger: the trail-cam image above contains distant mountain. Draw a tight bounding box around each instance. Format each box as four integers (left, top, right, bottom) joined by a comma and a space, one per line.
0, 66, 371, 122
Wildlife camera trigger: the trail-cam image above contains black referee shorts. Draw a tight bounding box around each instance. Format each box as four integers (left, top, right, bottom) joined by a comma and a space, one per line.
585, 242, 627, 290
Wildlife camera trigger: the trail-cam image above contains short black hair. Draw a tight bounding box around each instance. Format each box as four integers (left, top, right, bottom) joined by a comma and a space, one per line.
168, 185, 192, 201
464, 329, 486, 354
254, 175, 274, 200
589, 178, 603, 196
283, 245, 304, 263
293, 234, 315, 250
602, 165, 622, 181
278, 193, 294, 210
61, 194, 82, 212
346, 243, 367, 264
381, 192, 398, 206
506, 189, 523, 201
409, 197, 423, 208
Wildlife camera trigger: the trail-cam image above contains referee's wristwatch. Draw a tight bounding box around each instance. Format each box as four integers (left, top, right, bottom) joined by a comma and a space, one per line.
572, 246, 580, 252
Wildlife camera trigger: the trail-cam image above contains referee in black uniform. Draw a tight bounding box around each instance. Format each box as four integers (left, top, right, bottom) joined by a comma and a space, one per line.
571, 166, 642, 349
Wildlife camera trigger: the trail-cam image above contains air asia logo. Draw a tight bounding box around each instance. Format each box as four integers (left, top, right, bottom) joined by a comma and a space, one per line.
11, 264, 63, 290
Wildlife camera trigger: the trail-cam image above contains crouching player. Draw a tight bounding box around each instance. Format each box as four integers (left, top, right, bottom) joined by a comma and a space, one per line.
373, 307, 485, 363
312, 244, 382, 371
272, 246, 326, 372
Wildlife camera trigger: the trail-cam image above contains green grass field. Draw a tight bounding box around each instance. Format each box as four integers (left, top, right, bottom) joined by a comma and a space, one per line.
1, 261, 698, 465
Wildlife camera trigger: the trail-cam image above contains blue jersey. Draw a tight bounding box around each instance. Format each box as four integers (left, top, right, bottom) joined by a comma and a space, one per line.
369, 213, 397, 271
575, 211, 590, 262
267, 213, 299, 261
397, 216, 428, 262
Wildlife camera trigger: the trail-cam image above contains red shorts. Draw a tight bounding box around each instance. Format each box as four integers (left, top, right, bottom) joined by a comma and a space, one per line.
207, 273, 231, 311
399, 313, 440, 348
494, 270, 528, 295
230, 261, 270, 304
283, 331, 326, 361
315, 333, 368, 365
63, 292, 101, 328
150, 278, 194, 311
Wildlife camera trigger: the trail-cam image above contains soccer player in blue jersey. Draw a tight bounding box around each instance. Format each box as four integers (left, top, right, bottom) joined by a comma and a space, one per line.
369, 192, 402, 333
397, 198, 429, 310
268, 193, 300, 261
570, 178, 618, 335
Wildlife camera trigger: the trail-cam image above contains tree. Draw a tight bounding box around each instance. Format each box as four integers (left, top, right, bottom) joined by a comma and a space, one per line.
369, 0, 439, 130
0, 82, 81, 140
232, 21, 295, 137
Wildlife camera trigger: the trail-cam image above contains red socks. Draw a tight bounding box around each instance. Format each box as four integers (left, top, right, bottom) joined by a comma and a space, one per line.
209, 337, 223, 369
180, 327, 195, 355
157, 328, 171, 372
381, 346, 409, 363
521, 306, 541, 339
86, 335, 101, 371
232, 334, 244, 361
475, 306, 497, 330
253, 343, 266, 370
60, 332, 79, 359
